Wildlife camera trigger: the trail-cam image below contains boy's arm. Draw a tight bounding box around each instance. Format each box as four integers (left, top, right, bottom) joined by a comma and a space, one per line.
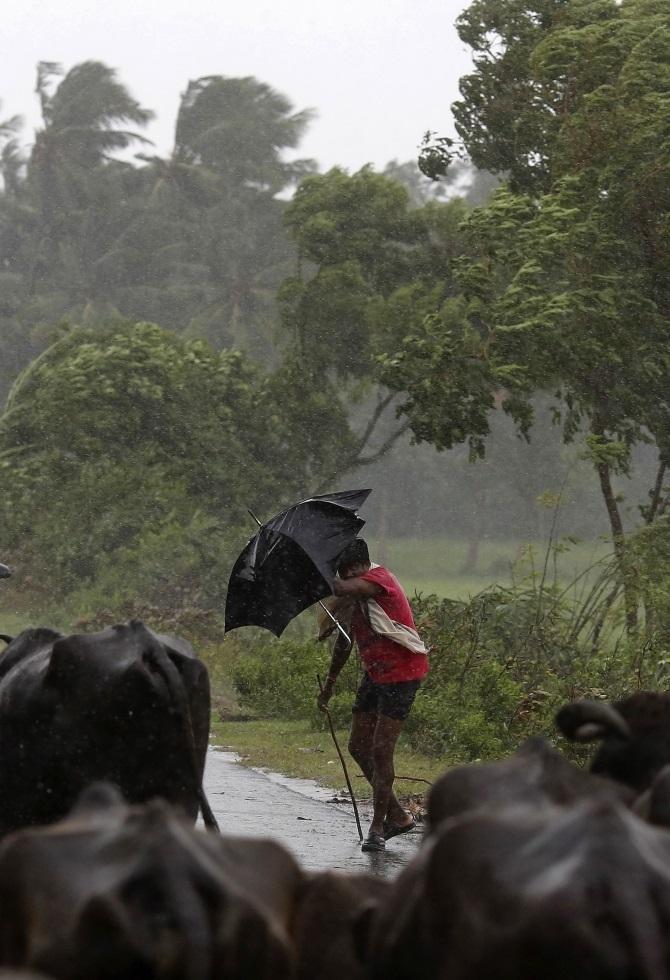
317, 632, 353, 711
332, 576, 381, 599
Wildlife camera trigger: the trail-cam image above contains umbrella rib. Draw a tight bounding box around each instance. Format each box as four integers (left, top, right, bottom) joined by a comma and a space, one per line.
261, 533, 284, 565
254, 527, 313, 571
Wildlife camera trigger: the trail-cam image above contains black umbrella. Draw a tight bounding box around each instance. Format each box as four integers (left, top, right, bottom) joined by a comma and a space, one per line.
224, 489, 371, 637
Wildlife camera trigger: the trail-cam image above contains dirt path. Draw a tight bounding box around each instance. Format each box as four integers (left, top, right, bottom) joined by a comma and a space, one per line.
204, 746, 420, 878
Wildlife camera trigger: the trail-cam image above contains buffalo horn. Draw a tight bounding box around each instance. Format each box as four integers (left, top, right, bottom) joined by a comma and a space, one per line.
556, 699, 631, 742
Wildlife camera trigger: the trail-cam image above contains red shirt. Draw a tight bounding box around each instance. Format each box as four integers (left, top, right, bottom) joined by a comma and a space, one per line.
350, 566, 429, 684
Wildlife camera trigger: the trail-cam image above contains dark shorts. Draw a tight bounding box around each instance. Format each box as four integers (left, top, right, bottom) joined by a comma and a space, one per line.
352, 673, 421, 722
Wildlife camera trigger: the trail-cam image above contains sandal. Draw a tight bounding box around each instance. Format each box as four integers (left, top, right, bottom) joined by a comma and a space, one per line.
361, 831, 386, 853
383, 818, 417, 841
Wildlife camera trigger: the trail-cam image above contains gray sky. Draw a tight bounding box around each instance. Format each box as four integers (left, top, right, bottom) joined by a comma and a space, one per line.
3, 0, 472, 172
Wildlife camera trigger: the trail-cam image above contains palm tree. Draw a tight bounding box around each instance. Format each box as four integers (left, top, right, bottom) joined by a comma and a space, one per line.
115, 75, 315, 354
33, 61, 153, 169
27, 61, 154, 301
0, 107, 25, 198
174, 75, 314, 192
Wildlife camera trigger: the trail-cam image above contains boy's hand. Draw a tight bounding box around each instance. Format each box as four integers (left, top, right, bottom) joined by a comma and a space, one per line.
317, 676, 335, 712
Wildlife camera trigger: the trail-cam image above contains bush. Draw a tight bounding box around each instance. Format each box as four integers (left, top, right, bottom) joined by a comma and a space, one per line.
231, 636, 361, 731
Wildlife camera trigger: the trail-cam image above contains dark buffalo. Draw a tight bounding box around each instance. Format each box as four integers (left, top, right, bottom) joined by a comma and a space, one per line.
293, 870, 391, 980
556, 693, 670, 793
0, 783, 302, 980
0, 974, 54, 979
0, 973, 54, 979
0, 620, 216, 834
426, 736, 633, 833
367, 797, 670, 980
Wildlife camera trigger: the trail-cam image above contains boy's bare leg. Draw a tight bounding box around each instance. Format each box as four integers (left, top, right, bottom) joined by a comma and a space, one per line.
348, 711, 408, 827
368, 714, 409, 836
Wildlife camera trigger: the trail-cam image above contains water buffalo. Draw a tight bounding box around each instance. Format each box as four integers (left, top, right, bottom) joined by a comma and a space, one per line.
367, 797, 670, 979
0, 620, 217, 834
293, 871, 391, 980
556, 693, 670, 793
426, 736, 633, 833
0, 783, 302, 980
0, 973, 54, 979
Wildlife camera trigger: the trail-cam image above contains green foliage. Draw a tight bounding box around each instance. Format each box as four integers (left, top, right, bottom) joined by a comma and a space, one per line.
0, 321, 311, 603
629, 514, 670, 642
452, 0, 570, 193
232, 636, 361, 731
386, 0, 670, 629
278, 166, 470, 471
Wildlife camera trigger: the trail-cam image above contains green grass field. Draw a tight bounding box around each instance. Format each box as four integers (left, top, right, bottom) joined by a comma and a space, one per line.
365, 535, 613, 601
0, 611, 34, 638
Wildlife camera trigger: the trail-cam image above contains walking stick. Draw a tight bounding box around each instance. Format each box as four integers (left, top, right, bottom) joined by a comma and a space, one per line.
317, 673, 363, 841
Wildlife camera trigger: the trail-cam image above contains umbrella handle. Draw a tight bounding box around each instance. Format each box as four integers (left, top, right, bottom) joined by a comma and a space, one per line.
317, 674, 364, 841
318, 600, 351, 646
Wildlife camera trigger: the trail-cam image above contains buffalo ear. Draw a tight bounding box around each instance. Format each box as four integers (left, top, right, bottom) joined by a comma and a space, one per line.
555, 700, 631, 742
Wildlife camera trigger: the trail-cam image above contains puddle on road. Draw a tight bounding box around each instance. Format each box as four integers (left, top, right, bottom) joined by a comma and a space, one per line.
206, 746, 421, 877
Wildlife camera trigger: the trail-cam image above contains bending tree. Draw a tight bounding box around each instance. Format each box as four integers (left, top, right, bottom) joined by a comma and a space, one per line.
388, 0, 670, 628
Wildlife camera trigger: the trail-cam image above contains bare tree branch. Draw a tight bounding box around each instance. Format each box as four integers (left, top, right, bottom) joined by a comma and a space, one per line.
355, 391, 396, 454
355, 420, 411, 468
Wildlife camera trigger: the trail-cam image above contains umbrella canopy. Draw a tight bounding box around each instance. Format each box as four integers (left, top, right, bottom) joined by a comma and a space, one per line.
224, 489, 371, 637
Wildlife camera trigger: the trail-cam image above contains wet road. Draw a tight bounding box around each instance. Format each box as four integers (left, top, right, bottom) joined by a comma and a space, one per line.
204, 746, 421, 878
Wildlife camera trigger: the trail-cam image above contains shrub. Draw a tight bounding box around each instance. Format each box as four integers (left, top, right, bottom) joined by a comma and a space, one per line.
231, 636, 361, 730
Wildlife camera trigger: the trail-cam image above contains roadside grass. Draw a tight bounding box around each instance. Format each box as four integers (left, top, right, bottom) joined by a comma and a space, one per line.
212, 717, 445, 800
0, 610, 38, 637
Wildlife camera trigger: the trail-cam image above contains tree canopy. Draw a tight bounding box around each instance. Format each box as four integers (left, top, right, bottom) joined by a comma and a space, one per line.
0, 321, 352, 604
393, 0, 670, 626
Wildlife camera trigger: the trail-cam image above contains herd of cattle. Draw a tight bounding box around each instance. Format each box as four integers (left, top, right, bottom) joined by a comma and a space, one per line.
1, 622, 670, 977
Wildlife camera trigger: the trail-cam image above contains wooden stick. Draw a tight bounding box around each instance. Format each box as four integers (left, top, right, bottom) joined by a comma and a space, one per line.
317, 674, 363, 841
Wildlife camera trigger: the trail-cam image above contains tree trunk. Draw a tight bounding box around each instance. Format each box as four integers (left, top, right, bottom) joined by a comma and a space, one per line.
460, 484, 484, 574
595, 458, 638, 630
461, 534, 481, 574
646, 460, 667, 524
640, 459, 667, 635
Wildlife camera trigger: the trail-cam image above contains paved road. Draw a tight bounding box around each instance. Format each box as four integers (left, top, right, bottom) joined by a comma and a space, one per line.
204, 747, 420, 878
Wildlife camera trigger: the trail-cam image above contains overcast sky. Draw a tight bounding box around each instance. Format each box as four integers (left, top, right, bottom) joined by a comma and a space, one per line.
3, 0, 472, 173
